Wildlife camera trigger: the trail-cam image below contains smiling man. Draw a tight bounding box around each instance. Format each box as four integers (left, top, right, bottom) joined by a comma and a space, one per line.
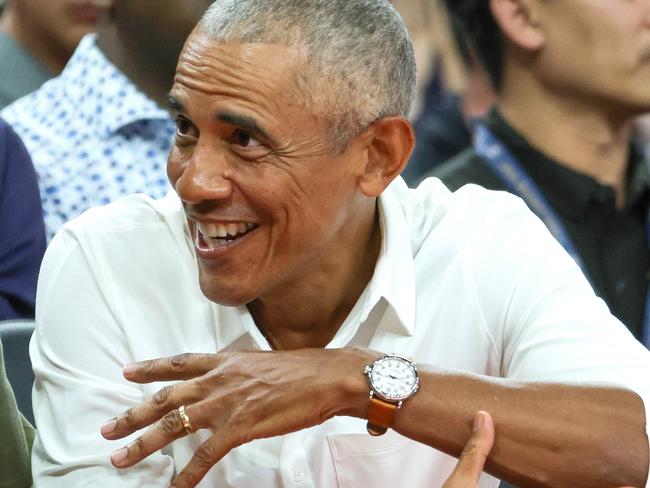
30, 1, 650, 487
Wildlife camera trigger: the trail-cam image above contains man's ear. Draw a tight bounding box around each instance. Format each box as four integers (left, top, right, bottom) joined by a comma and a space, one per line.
490, 0, 545, 52
358, 116, 415, 197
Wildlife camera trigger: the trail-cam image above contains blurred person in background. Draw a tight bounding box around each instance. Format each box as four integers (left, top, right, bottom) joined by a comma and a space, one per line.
0, 0, 101, 108
0, 118, 45, 320
394, 0, 496, 185
1, 0, 211, 241
391, 0, 466, 120
428, 0, 650, 348
0, 339, 34, 488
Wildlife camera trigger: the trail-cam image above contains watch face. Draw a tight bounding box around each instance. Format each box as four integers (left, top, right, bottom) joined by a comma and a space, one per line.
368, 355, 419, 401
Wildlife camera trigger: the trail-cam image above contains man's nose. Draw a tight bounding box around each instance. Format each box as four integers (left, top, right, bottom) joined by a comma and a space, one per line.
174, 145, 233, 204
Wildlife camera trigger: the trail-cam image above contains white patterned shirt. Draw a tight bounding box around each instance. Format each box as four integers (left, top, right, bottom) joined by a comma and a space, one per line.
31, 178, 650, 488
1, 35, 174, 241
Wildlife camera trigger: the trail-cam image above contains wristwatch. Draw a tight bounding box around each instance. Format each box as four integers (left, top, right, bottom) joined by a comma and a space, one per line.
364, 353, 419, 436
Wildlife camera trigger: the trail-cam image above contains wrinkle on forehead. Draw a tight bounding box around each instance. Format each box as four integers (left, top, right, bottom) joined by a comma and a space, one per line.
175, 34, 307, 110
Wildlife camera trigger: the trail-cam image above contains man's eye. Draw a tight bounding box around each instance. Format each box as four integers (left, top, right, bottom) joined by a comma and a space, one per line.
175, 117, 197, 138
231, 129, 263, 148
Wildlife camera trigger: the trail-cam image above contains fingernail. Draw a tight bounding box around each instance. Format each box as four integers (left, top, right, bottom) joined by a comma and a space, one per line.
122, 363, 137, 376
111, 447, 128, 467
473, 412, 485, 432
101, 418, 117, 435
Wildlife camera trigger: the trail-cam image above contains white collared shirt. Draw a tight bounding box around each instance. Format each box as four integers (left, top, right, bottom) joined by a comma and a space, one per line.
31, 177, 650, 487
1, 34, 174, 241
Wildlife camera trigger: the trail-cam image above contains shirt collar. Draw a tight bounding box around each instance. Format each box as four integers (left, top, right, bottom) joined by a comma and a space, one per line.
366, 178, 416, 336
59, 34, 171, 138
486, 108, 650, 218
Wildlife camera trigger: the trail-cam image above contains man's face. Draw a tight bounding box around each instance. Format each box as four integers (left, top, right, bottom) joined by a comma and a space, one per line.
534, 0, 650, 112
12, 0, 100, 57
167, 33, 373, 306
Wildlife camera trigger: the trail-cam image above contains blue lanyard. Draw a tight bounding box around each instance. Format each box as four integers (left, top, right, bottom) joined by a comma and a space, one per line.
473, 121, 650, 348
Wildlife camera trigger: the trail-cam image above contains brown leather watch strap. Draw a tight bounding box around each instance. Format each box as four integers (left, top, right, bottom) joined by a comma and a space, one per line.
366, 395, 398, 436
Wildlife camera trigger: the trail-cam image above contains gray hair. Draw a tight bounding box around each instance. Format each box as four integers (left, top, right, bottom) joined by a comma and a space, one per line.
197, 0, 416, 152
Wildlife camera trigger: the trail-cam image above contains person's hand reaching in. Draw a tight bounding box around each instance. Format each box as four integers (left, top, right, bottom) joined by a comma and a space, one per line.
442, 411, 494, 488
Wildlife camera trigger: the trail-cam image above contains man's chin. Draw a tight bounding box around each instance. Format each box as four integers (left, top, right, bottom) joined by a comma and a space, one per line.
198, 279, 255, 307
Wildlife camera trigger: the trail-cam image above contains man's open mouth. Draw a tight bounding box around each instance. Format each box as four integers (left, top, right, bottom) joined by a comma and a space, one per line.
194, 222, 259, 251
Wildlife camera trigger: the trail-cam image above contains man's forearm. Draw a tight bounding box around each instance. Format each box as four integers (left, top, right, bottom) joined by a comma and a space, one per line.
390, 369, 648, 487
104, 348, 649, 488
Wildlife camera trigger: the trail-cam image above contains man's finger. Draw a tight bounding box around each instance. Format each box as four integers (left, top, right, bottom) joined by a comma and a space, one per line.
101, 381, 200, 440
443, 411, 495, 487
109, 408, 189, 469
171, 431, 234, 488
122, 353, 219, 383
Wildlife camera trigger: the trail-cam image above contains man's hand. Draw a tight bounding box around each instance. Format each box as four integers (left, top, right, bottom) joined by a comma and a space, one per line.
441, 412, 637, 488
100, 349, 375, 488
442, 411, 494, 488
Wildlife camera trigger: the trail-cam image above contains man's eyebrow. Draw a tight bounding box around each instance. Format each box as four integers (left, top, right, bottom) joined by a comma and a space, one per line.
216, 111, 274, 143
166, 95, 185, 112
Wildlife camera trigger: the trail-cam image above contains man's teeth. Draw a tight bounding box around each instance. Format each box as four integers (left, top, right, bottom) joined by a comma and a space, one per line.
197, 222, 257, 242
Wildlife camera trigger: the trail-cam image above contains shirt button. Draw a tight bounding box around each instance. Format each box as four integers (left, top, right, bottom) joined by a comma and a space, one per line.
292, 468, 305, 483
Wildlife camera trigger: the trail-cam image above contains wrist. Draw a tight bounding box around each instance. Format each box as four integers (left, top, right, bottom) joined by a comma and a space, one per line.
328, 347, 382, 419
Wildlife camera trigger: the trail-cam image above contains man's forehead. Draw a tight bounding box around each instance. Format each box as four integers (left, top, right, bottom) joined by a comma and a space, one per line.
173, 35, 310, 114
179, 32, 307, 73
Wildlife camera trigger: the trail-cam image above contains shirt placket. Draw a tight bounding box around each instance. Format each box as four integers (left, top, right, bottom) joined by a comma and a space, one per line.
280, 431, 315, 488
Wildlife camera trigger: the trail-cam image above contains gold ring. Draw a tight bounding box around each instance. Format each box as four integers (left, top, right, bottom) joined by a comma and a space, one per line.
178, 405, 194, 434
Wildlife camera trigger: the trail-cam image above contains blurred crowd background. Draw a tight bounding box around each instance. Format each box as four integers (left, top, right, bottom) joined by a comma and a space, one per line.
1, 1, 649, 487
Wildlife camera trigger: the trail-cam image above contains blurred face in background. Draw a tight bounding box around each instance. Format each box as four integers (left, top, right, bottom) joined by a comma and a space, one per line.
112, 0, 213, 79
532, 0, 650, 114
3, 0, 101, 68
